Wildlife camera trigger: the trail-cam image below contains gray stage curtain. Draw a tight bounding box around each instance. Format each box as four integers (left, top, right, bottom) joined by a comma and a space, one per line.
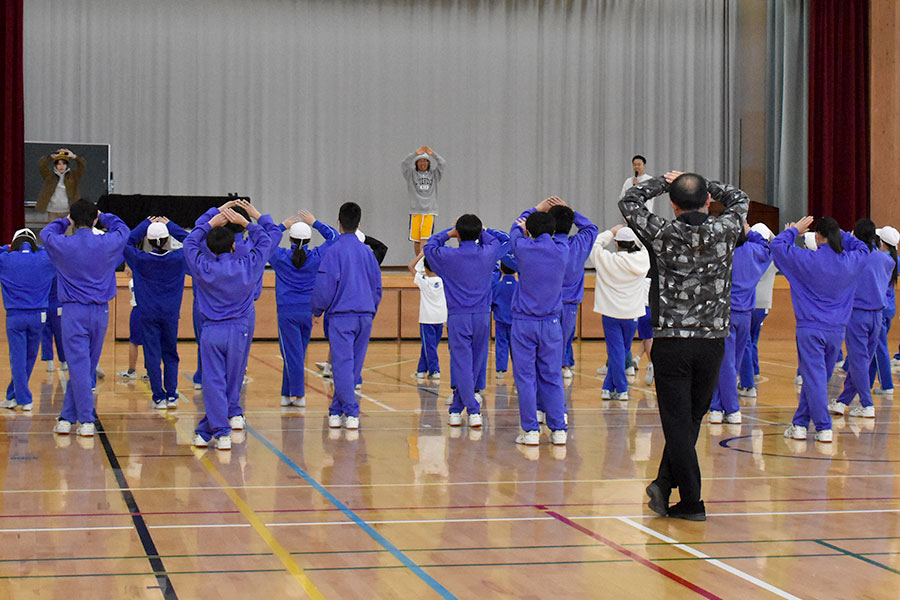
765, 0, 808, 225
25, 0, 738, 264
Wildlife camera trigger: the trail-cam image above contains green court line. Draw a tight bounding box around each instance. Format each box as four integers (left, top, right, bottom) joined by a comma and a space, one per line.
626, 535, 900, 547
814, 540, 900, 576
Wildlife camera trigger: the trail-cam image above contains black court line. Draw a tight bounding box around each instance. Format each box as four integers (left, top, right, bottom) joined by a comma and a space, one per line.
719, 433, 900, 463
96, 418, 178, 599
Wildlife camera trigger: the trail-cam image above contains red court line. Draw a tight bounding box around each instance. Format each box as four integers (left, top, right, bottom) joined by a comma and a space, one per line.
538, 506, 723, 600
3, 496, 898, 519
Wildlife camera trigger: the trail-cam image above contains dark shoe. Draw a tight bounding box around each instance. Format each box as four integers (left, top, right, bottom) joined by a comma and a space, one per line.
645, 482, 669, 517
667, 501, 706, 521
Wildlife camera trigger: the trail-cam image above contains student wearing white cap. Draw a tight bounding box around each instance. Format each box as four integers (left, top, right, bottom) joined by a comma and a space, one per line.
738, 223, 777, 394
268, 211, 338, 407
869, 226, 899, 397
0, 228, 57, 410
590, 224, 650, 401
122, 217, 190, 409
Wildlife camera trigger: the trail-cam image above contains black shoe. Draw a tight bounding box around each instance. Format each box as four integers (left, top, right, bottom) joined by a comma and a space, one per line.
667, 501, 706, 522
645, 482, 669, 517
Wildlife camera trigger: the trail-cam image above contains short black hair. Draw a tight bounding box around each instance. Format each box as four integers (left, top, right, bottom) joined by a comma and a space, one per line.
149, 237, 169, 251
548, 205, 575, 235
206, 226, 235, 255
10, 232, 37, 252
224, 205, 250, 234
632, 155, 647, 164
70, 199, 98, 228
455, 214, 482, 241
499, 262, 516, 275
338, 202, 361, 232
669, 173, 709, 211
525, 211, 555, 238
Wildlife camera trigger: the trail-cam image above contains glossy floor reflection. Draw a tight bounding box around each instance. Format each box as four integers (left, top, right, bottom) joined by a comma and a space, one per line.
1, 339, 898, 599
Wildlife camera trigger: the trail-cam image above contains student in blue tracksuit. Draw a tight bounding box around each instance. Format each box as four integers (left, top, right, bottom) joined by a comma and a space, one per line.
708, 222, 772, 425
870, 226, 899, 396
508, 198, 569, 446
425, 215, 505, 428
738, 224, 777, 391
41, 200, 130, 437
184, 203, 277, 449
269, 210, 338, 408
828, 219, 895, 420
311, 203, 382, 430
772, 216, 867, 443
491, 262, 517, 377
0, 229, 57, 411
123, 217, 189, 410
40, 277, 66, 372
548, 201, 598, 377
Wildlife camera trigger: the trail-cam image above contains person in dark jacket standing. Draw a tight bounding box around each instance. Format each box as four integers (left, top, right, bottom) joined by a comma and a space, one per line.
619, 171, 749, 521
36, 149, 86, 221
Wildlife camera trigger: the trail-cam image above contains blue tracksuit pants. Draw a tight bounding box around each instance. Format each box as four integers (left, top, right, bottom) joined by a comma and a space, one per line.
327, 313, 373, 418
59, 303, 108, 424
40, 304, 65, 362
739, 308, 767, 388
561, 303, 578, 368
141, 313, 180, 402
602, 316, 638, 394
278, 307, 313, 398
795, 326, 842, 431
870, 306, 895, 390
711, 309, 751, 414
447, 312, 489, 415
6, 309, 44, 406
494, 321, 511, 372
417, 323, 443, 375
837, 308, 881, 408
511, 316, 566, 432
195, 317, 249, 440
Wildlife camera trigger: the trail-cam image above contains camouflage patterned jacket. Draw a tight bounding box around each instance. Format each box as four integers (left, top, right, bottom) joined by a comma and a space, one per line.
618, 177, 749, 339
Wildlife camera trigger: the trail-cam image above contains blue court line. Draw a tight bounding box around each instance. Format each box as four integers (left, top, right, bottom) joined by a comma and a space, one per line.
246, 424, 459, 600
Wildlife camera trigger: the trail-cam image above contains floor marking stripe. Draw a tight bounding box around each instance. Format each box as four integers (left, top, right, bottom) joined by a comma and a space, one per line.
246, 424, 459, 600
618, 517, 802, 600
539, 508, 722, 599
813, 540, 900, 576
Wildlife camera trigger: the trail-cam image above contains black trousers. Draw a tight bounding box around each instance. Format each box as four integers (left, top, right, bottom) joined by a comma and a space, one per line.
650, 337, 725, 509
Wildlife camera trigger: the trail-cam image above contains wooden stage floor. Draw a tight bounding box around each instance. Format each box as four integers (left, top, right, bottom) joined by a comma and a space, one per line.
0, 338, 898, 599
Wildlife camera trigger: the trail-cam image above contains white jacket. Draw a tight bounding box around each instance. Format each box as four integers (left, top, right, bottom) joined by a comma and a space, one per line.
590, 230, 650, 319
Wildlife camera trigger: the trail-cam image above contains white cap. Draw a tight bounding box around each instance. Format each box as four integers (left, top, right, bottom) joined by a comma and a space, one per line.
614, 227, 638, 243
289, 222, 312, 240
355, 229, 366, 243
12, 227, 36, 241
877, 226, 900, 248
415, 153, 430, 163
803, 232, 818, 251
147, 222, 169, 240
750, 223, 774, 241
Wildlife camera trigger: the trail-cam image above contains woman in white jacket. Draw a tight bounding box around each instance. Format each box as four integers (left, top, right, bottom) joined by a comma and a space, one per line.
590, 225, 651, 400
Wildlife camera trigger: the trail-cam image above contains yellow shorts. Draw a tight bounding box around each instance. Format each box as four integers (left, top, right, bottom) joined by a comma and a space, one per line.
409, 213, 435, 242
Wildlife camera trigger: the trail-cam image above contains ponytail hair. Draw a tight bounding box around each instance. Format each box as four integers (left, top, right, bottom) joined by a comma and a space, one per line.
852, 218, 877, 251
815, 217, 843, 254
290, 237, 309, 269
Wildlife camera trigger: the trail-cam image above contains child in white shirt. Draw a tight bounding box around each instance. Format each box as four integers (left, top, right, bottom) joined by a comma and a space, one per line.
408, 252, 448, 379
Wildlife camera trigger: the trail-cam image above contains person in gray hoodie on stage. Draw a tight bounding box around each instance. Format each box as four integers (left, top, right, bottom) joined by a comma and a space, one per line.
402, 145, 446, 255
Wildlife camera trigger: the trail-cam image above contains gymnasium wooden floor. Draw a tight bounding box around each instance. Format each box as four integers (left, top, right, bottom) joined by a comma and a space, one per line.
0, 337, 898, 600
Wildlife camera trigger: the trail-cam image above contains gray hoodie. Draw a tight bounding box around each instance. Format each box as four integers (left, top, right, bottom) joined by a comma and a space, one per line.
402, 151, 446, 214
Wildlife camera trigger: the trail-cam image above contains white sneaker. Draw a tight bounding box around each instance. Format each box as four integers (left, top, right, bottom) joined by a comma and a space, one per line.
738, 387, 757, 398
280, 396, 292, 407
328, 415, 342, 428
192, 434, 209, 447
21, 403, 32, 411
784, 425, 807, 440
536, 410, 546, 424
873, 387, 894, 398
708, 410, 724, 424
291, 396, 306, 408
724, 411, 742, 424
449, 412, 463, 426
193, 382, 202, 390
468, 413, 483, 428
550, 430, 567, 445
216, 436, 232, 450
152, 399, 167, 410
117, 369, 137, 379
228, 415, 245, 430
828, 400, 846, 415
633, 356, 641, 371
355, 383, 362, 391
849, 405, 875, 418
44, 360, 54, 372
515, 430, 540, 446
626, 366, 636, 377
616, 391, 629, 401
496, 370, 506, 378
60, 362, 68, 371
562, 367, 574, 378
53, 419, 72, 434
140, 373, 149, 381
601, 389, 612, 400
474, 391, 483, 404
242, 375, 250, 385
430, 372, 441, 380
322, 364, 333, 378
644, 363, 654, 385
76, 422, 95, 437
413, 372, 427, 379
315, 361, 329, 371
597, 365, 608, 375
166, 397, 178, 409
564, 412, 568, 426
794, 374, 803, 385
344, 416, 359, 430
815, 429, 833, 443
0, 399, 16, 409
95, 367, 105, 379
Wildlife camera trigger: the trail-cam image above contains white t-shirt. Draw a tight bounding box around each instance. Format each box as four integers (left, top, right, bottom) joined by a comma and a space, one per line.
619, 174, 655, 212
414, 273, 448, 324
755, 263, 778, 310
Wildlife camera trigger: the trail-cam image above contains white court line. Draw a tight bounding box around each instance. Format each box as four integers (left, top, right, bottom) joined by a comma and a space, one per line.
364, 358, 418, 371
617, 517, 802, 600
303, 366, 397, 411
742, 414, 782, 425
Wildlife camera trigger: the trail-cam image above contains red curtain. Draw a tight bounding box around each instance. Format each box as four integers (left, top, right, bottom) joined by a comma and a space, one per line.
1, 0, 25, 243
808, 0, 870, 229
